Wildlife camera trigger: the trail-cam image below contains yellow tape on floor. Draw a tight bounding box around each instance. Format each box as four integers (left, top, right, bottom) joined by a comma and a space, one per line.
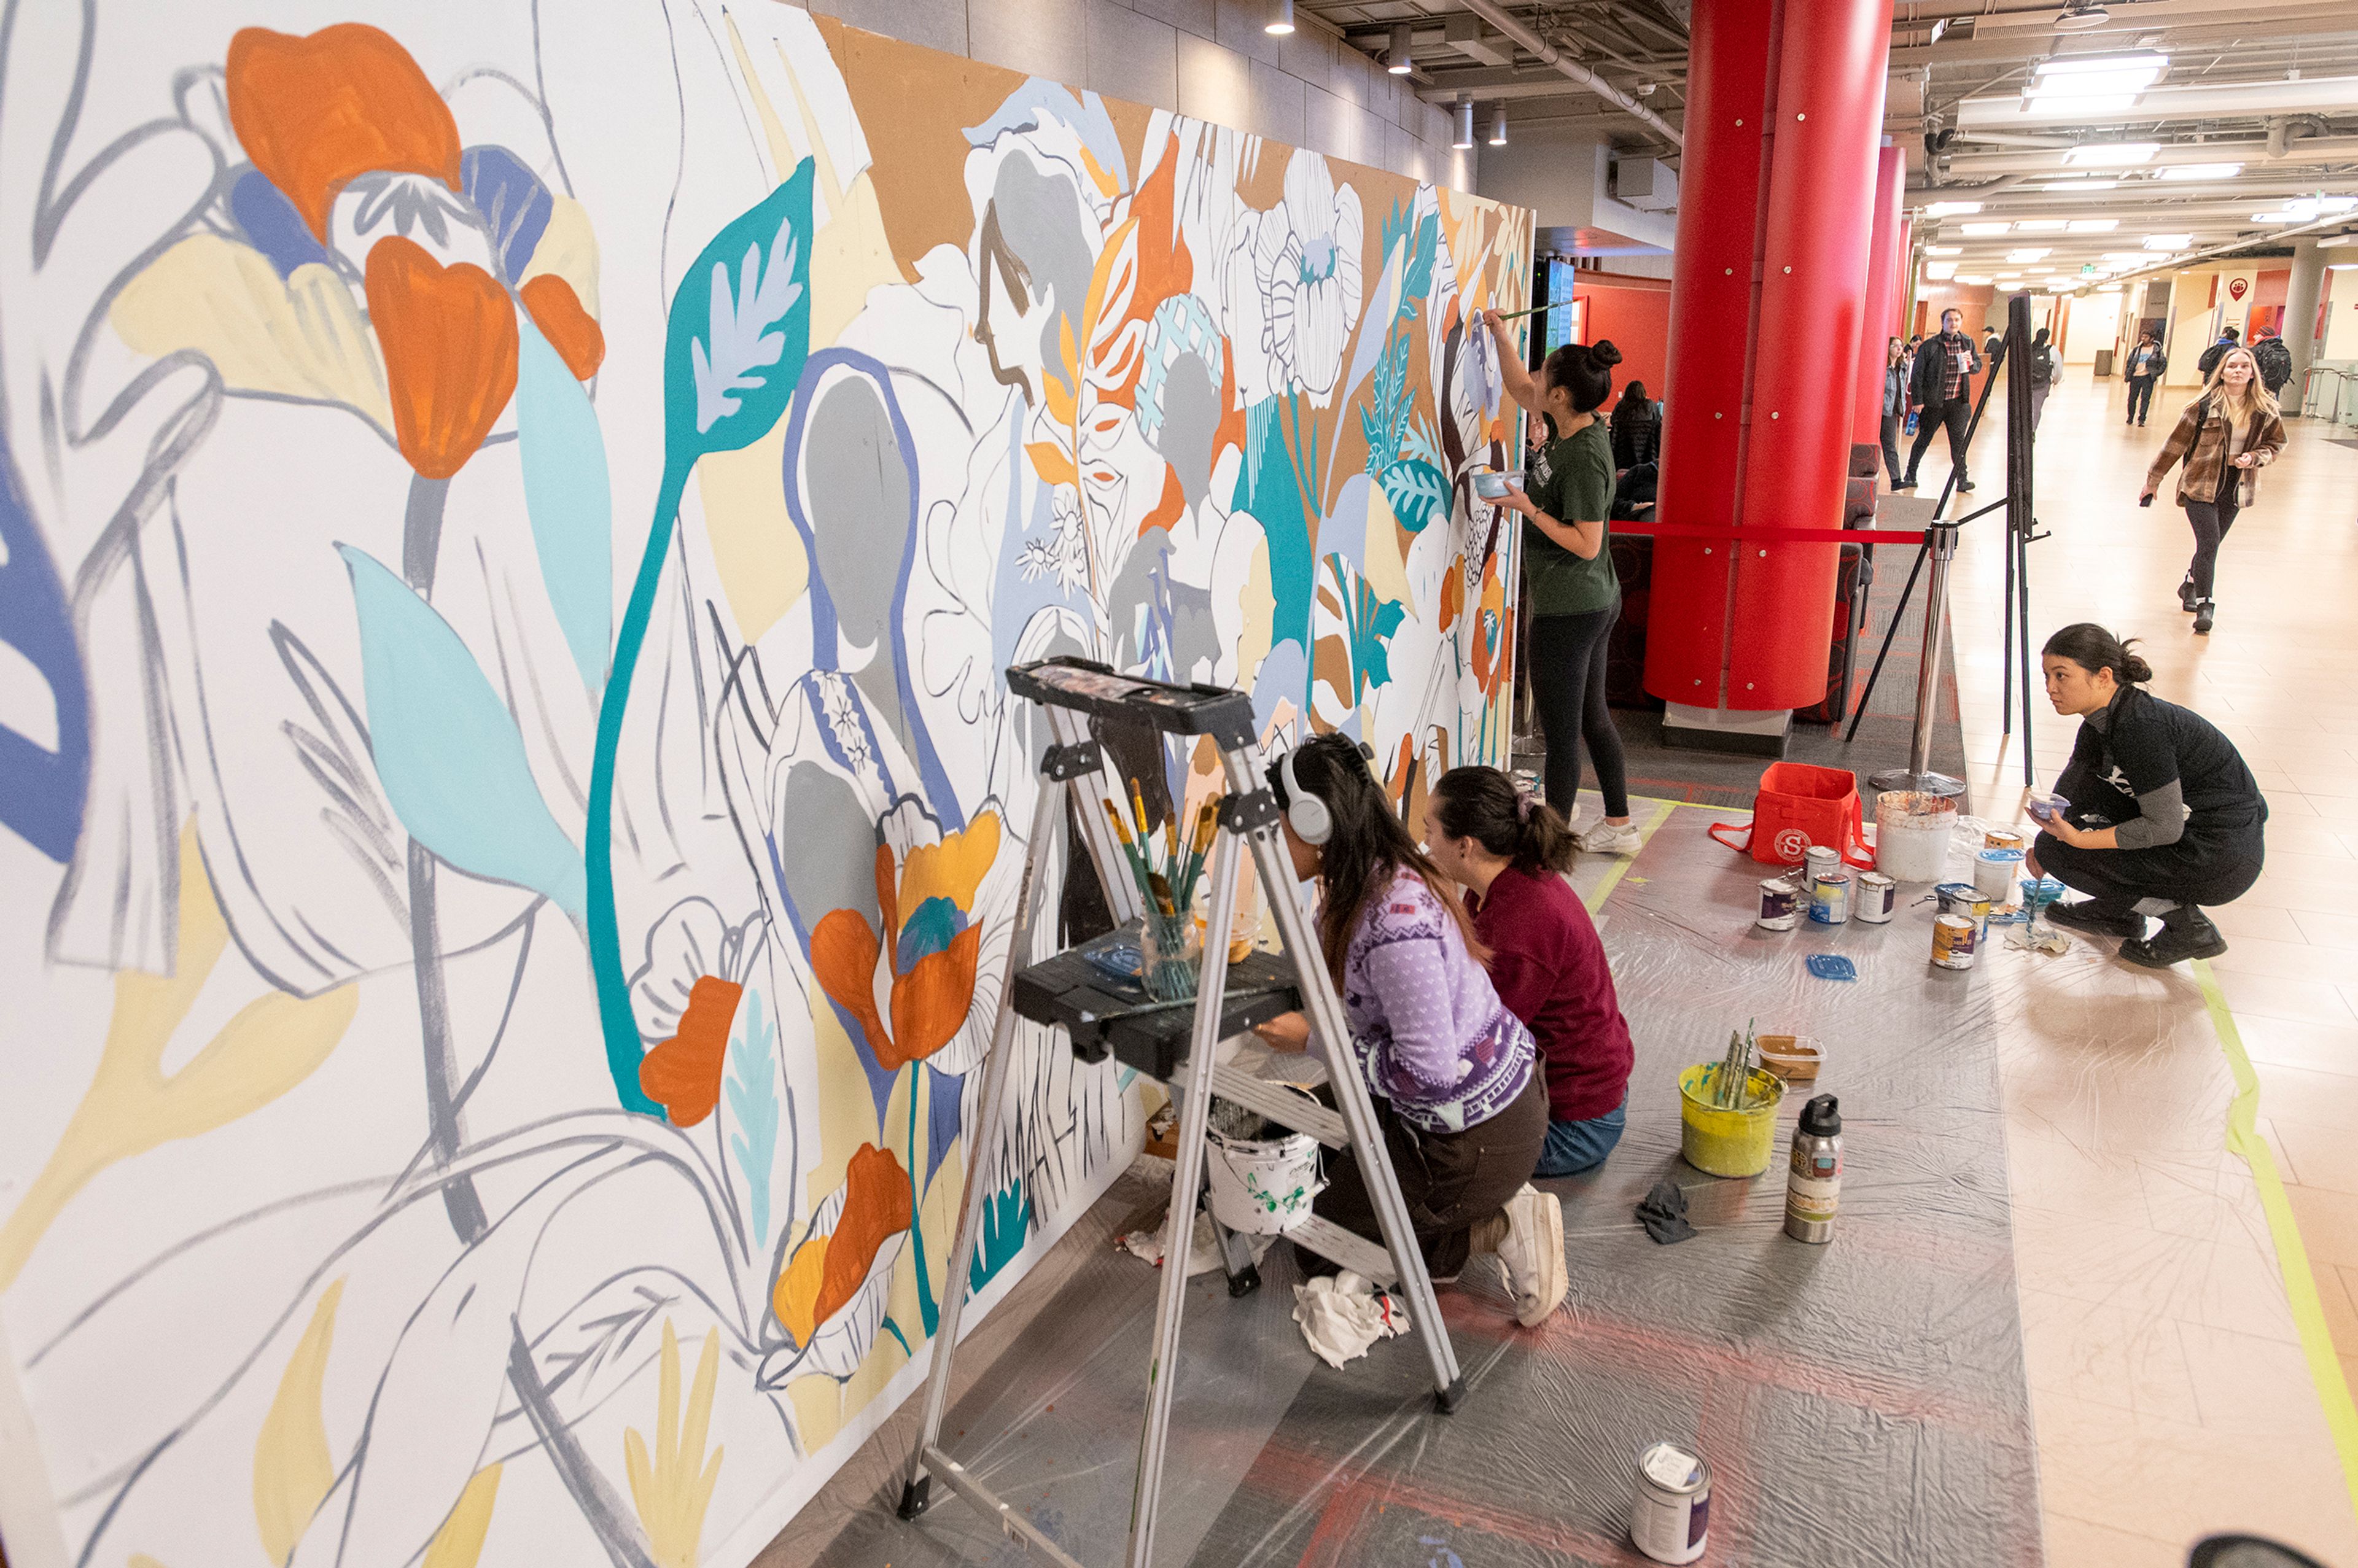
2193, 957, 2358, 1515
1582, 800, 1679, 915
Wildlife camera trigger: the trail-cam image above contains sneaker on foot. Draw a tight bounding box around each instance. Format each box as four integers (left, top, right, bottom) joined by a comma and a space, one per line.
1576, 820, 1644, 856
2045, 899, 2146, 940
1956, 478, 1976, 492
1495, 1184, 1566, 1328
2120, 908, 2228, 969
2194, 600, 2215, 635
2179, 577, 2199, 613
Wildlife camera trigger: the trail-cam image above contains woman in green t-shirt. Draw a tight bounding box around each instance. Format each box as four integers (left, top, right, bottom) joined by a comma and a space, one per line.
1475, 316, 1635, 856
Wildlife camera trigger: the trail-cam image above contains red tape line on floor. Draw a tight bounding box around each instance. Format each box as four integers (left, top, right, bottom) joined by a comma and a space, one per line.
1608, 522, 1929, 546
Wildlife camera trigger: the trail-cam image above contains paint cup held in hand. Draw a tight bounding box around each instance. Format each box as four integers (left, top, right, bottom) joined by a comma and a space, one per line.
2025, 790, 2068, 826
1471, 468, 1525, 501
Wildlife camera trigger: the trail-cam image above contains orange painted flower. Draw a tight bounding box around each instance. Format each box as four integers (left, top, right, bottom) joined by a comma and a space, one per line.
770, 1143, 912, 1349
365, 237, 520, 479
1471, 553, 1513, 701
520, 275, 607, 379
811, 812, 999, 1073
226, 23, 463, 243
638, 976, 742, 1127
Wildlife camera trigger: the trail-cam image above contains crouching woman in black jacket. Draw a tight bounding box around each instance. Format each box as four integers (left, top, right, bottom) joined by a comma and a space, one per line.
2028, 624, 2268, 968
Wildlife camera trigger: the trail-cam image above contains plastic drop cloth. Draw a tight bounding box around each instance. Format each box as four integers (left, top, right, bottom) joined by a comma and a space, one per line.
770, 812, 2050, 1567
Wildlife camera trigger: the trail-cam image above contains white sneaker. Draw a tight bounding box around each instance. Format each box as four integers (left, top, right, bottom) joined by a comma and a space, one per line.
1495, 1184, 1566, 1327
1576, 820, 1643, 856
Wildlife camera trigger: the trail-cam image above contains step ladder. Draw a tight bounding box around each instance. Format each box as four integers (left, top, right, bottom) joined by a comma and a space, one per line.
895, 657, 1466, 1567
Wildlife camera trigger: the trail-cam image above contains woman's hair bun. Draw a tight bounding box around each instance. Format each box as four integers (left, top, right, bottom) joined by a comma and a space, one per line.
2121, 651, 2155, 685
1589, 340, 1624, 368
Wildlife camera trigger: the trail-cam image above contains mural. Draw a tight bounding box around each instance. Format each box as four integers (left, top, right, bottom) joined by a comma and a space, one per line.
0, 7, 1529, 1566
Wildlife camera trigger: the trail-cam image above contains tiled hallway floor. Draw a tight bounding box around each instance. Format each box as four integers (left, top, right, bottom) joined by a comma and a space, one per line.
1937, 371, 2358, 1564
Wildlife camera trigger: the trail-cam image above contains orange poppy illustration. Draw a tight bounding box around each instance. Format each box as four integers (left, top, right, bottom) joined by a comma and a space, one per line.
810, 810, 1000, 1074
763, 1143, 914, 1384
637, 976, 743, 1128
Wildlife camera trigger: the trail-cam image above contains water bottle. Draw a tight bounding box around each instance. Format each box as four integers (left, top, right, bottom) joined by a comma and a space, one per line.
1783, 1095, 1842, 1244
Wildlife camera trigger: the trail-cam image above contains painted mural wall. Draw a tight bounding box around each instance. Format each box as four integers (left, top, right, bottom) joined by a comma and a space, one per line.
0, 6, 1531, 1566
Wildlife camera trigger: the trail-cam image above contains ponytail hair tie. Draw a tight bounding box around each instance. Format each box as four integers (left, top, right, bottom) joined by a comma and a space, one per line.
1516, 790, 1536, 823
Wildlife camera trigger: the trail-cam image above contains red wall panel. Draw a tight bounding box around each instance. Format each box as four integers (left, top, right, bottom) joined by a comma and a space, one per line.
1574, 276, 1671, 401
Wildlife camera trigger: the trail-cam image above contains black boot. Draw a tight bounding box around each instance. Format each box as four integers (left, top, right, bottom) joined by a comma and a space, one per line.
2179, 575, 2199, 613
2120, 906, 2228, 969
2195, 599, 2216, 635
2045, 898, 2147, 939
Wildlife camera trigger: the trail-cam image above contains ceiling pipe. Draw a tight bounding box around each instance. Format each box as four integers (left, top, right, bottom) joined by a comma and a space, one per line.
1452, 0, 1684, 147
2268, 115, 2332, 158
2085, 211, 2358, 293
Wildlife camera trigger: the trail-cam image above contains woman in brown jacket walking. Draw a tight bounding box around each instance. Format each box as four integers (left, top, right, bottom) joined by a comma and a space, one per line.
2140, 346, 2287, 635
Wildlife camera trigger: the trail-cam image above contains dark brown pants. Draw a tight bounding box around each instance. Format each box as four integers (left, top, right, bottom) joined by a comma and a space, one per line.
1298, 1069, 1549, 1280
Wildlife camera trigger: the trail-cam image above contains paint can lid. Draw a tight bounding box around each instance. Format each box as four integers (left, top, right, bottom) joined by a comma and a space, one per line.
1800, 1093, 1842, 1136
1638, 1442, 1707, 1493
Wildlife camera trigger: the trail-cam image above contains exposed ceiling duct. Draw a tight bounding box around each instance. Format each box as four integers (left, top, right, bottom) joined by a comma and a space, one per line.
1450, 0, 1685, 147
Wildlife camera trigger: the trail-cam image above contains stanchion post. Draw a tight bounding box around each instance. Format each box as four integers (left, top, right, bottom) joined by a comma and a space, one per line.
1867, 520, 1964, 798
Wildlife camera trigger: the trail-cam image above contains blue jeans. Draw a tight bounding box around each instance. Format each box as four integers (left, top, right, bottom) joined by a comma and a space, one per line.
1534, 1097, 1627, 1178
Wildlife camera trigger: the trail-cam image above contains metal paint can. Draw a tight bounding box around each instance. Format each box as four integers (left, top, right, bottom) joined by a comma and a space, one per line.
1854, 871, 1896, 923
1934, 881, 1991, 941
1757, 878, 1800, 931
1808, 870, 1851, 925
1932, 913, 1979, 969
1984, 828, 2025, 852
1631, 1443, 1711, 1564
1803, 845, 1840, 883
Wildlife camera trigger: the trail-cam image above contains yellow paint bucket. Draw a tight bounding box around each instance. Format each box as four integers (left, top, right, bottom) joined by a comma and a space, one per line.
1677, 1065, 1786, 1178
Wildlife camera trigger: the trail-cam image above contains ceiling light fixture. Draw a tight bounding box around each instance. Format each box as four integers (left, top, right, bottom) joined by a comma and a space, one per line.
1926, 262, 1958, 279
1961, 220, 2012, 236
2054, 3, 2112, 31
2039, 180, 2119, 192
1266, 0, 1294, 35
2063, 141, 2160, 168
1956, 275, 1995, 285
2006, 247, 2052, 262
1387, 23, 1412, 74
1923, 200, 1983, 217
2066, 218, 2120, 231
1488, 106, 1508, 147
2030, 52, 2167, 103
2012, 219, 2071, 233
1452, 98, 1474, 150
2142, 233, 2191, 248
2159, 163, 2243, 182
1925, 245, 1964, 255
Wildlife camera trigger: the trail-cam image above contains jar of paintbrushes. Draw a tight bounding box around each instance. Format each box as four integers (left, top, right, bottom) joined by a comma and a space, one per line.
1102, 782, 1224, 1004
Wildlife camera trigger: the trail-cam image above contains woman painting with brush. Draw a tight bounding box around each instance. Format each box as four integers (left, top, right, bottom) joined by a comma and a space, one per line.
2029, 624, 2268, 968
1476, 311, 1638, 856
1250, 734, 1567, 1328
1425, 766, 1633, 1177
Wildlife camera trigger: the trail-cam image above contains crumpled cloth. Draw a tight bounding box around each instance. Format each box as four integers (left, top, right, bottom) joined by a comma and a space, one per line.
1291, 1270, 1413, 1368
1118, 1208, 1273, 1278
2006, 920, 2069, 955
1636, 1179, 1697, 1244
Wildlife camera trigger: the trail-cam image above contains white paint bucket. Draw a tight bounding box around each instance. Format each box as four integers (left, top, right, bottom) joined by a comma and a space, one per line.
1874, 791, 1957, 883
1204, 1125, 1324, 1236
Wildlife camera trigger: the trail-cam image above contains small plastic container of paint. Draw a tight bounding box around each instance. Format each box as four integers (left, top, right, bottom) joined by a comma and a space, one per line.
2025, 790, 2069, 827
1853, 871, 1897, 923
1973, 846, 2025, 901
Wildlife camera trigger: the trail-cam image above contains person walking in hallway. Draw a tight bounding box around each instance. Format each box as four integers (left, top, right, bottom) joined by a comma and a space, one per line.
1879, 337, 1908, 487
2141, 344, 2286, 635
2027, 326, 2060, 429
2030, 624, 2267, 969
1902, 307, 1982, 494
2123, 331, 2166, 427
2197, 325, 2241, 378
2251, 325, 2295, 408
1477, 312, 1639, 855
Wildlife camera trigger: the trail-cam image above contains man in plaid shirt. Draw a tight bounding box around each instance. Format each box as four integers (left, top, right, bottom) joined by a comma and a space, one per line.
1900, 307, 1984, 494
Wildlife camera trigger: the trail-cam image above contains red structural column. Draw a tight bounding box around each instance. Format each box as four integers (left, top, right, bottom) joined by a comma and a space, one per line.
1851, 142, 1906, 454
1644, 0, 1896, 712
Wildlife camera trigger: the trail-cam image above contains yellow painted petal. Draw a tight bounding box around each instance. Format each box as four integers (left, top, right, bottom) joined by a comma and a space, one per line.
898, 810, 1001, 921
1361, 481, 1412, 611
111, 236, 392, 431
422, 1466, 502, 1568
519, 194, 601, 319
772, 1232, 830, 1348
691, 422, 807, 644
253, 1278, 344, 1566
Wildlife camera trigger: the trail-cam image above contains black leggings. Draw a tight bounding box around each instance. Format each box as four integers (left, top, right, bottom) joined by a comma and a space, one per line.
2184, 495, 2239, 600
2036, 826, 2264, 914
2127, 376, 2157, 424
1529, 608, 1629, 819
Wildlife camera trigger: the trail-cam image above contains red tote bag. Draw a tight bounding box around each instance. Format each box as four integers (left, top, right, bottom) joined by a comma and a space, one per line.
1709, 763, 1875, 868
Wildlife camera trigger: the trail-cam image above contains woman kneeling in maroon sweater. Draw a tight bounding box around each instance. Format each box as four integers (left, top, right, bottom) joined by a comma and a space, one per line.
1425, 767, 1635, 1176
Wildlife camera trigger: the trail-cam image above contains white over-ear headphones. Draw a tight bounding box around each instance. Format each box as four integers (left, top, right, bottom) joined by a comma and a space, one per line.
1275, 748, 1333, 846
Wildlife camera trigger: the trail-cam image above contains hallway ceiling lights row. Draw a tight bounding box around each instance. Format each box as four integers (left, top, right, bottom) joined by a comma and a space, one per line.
2023, 51, 2170, 115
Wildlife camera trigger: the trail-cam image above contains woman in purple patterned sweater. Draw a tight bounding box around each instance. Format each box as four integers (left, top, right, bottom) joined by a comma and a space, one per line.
1253, 735, 1567, 1327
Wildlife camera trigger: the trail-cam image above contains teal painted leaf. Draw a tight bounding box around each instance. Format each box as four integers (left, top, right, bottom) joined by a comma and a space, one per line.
1381, 457, 1449, 534
968, 1179, 1030, 1295
515, 319, 612, 693
665, 160, 815, 460
340, 546, 586, 920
